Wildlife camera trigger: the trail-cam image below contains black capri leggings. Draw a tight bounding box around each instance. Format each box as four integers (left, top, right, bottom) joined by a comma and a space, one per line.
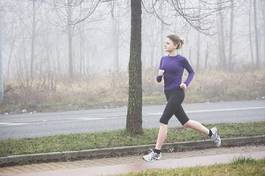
160, 88, 190, 125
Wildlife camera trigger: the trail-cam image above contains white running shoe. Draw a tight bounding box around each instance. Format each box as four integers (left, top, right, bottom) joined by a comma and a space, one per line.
210, 127, 221, 147
143, 149, 162, 162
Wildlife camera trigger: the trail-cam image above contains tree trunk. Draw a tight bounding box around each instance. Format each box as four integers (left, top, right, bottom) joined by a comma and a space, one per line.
160, 2, 164, 56
188, 47, 192, 65
217, 0, 227, 69
249, 0, 254, 65
261, 0, 265, 64
67, 0, 74, 78
45, 37, 52, 90
253, 0, 260, 67
22, 37, 30, 88
150, 43, 155, 68
55, 37, 61, 75
79, 25, 84, 76
6, 36, 16, 81
196, 1, 201, 72
111, 1, 120, 73
196, 32, 200, 71
204, 43, 209, 69
111, 0, 120, 88
228, 0, 234, 71
30, 0, 36, 85
126, 0, 143, 135
0, 10, 3, 102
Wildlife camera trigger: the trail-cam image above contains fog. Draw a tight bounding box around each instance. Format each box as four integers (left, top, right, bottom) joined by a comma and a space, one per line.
0, 0, 264, 79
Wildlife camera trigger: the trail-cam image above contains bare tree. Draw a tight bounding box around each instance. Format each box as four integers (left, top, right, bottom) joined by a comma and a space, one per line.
66, 0, 74, 78
110, 0, 121, 88
111, 0, 120, 73
228, 0, 234, 71
169, 0, 229, 35
249, 0, 254, 65
204, 43, 209, 69
217, 0, 227, 69
30, 0, 37, 84
150, 26, 160, 68
6, 22, 17, 81
196, 1, 201, 71
0, 7, 3, 102
53, 0, 101, 78
188, 47, 192, 65
126, 0, 143, 135
149, 26, 156, 68
261, 0, 265, 64
78, 24, 84, 75
143, 13, 159, 68
143, 0, 230, 69
253, 0, 260, 67
160, 1, 165, 56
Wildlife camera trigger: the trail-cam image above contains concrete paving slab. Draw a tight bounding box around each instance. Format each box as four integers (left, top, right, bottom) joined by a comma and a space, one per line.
0, 145, 264, 176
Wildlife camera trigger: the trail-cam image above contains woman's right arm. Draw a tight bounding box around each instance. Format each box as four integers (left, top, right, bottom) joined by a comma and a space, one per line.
156, 58, 164, 83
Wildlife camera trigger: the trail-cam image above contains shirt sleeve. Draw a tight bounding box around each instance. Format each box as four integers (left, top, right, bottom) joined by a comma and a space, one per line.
159, 57, 164, 70
183, 58, 195, 87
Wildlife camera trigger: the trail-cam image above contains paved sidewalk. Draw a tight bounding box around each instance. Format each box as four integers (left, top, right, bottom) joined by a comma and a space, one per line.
1, 145, 265, 176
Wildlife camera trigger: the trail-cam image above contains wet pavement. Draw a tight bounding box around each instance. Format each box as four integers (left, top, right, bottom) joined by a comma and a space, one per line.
1, 145, 265, 176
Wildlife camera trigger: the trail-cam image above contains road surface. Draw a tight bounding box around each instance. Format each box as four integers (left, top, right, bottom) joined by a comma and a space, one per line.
0, 100, 264, 140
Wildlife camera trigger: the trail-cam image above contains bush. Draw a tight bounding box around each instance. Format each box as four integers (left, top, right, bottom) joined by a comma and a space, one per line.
1, 69, 265, 113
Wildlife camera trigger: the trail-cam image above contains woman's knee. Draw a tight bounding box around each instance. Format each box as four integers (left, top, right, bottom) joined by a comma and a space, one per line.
160, 111, 173, 125
159, 123, 168, 128
183, 120, 191, 128
159, 117, 169, 125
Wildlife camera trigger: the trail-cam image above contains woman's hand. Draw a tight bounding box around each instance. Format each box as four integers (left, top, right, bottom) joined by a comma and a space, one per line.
180, 82, 187, 90
156, 75, 162, 82
156, 69, 165, 83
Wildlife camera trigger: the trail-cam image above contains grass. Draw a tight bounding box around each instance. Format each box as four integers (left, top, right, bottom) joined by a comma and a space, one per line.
0, 121, 264, 157
119, 158, 265, 176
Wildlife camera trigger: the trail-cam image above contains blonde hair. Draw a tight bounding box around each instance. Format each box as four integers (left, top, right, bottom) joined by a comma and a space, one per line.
167, 34, 184, 49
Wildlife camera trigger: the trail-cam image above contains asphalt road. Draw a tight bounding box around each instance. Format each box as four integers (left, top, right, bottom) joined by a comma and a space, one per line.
0, 100, 264, 140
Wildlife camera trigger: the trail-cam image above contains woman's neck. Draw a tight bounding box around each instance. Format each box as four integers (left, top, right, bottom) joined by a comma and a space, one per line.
168, 50, 178, 56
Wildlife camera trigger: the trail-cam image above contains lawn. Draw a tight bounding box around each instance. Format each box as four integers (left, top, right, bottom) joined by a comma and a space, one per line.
0, 121, 264, 157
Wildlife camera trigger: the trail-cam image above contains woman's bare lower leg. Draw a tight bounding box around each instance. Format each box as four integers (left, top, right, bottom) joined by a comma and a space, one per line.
183, 120, 209, 136
155, 123, 168, 150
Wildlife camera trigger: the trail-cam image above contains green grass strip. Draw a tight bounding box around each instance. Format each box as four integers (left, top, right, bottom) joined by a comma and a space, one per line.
119, 158, 265, 176
0, 121, 264, 157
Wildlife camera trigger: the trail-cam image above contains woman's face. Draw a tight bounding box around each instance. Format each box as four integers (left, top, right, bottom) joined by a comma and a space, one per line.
164, 38, 177, 52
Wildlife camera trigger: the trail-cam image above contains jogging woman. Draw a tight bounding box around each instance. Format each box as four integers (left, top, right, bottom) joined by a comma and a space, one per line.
143, 34, 221, 162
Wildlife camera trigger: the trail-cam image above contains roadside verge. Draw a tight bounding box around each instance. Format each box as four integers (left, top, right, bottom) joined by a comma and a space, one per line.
1, 135, 264, 167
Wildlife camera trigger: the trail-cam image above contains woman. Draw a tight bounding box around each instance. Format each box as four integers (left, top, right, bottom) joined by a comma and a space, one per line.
143, 34, 221, 162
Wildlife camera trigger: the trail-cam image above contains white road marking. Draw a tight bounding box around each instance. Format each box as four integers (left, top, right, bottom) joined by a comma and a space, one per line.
73, 117, 107, 121
0, 122, 28, 126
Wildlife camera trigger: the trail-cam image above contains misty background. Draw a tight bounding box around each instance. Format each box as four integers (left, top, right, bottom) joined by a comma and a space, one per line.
0, 0, 264, 113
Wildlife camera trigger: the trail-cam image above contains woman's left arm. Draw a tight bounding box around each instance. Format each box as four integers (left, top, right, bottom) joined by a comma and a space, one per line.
183, 58, 195, 87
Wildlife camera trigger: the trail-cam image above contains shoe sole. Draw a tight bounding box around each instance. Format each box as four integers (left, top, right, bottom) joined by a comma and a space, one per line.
143, 156, 161, 162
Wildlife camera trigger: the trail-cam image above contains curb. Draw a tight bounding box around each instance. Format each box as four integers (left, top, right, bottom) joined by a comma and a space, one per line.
0, 135, 265, 167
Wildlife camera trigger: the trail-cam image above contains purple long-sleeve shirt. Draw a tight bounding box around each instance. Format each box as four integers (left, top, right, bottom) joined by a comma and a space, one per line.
159, 55, 195, 91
